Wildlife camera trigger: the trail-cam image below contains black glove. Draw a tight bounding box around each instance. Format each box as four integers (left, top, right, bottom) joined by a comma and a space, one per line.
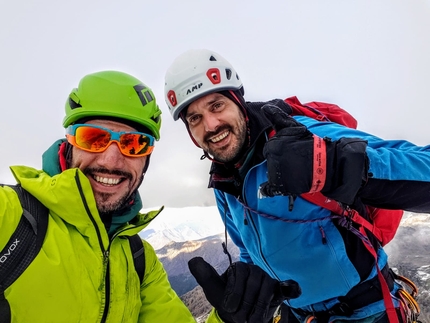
259, 104, 368, 205
188, 257, 301, 323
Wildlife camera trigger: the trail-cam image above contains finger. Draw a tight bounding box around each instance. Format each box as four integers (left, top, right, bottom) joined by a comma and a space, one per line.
188, 257, 226, 309
280, 279, 302, 299
247, 271, 279, 323
223, 262, 249, 312
229, 263, 270, 322
262, 104, 292, 131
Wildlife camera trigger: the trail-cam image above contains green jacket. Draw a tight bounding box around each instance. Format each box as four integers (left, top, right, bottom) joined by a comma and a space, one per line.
0, 141, 223, 322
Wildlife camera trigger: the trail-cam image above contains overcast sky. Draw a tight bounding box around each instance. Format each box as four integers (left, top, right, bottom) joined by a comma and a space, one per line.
1, 0, 429, 209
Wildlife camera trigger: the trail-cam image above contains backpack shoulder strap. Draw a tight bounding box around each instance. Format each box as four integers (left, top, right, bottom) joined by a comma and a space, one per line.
0, 185, 49, 323
300, 192, 399, 322
126, 234, 145, 285
0, 185, 49, 287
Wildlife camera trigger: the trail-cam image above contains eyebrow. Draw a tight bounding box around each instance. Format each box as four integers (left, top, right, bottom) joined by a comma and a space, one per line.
186, 94, 226, 119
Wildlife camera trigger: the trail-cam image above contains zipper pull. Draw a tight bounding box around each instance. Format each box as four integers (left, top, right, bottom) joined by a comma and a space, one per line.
288, 195, 295, 211
319, 226, 327, 244
222, 242, 233, 266
103, 250, 110, 263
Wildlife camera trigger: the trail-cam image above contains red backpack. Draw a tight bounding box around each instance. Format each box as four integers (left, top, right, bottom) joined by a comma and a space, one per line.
284, 96, 405, 322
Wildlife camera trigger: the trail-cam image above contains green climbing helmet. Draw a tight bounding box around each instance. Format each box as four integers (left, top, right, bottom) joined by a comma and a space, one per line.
63, 70, 162, 140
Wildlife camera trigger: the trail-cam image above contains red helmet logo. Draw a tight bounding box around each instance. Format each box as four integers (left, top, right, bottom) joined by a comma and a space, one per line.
167, 90, 177, 107
206, 68, 221, 85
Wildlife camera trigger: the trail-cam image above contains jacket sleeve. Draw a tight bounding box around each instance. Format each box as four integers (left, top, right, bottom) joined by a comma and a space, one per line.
296, 116, 430, 212
138, 240, 197, 323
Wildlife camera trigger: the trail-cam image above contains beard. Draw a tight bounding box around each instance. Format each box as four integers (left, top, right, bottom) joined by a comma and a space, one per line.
204, 116, 247, 163
68, 145, 146, 219
96, 191, 129, 216
82, 167, 134, 215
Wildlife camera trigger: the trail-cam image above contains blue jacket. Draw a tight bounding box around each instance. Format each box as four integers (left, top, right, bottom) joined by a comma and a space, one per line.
209, 99, 430, 320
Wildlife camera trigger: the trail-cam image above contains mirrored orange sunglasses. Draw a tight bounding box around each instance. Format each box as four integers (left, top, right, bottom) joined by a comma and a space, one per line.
66, 124, 155, 157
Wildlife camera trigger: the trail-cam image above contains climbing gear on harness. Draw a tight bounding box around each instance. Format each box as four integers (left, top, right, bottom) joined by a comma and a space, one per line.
394, 272, 421, 323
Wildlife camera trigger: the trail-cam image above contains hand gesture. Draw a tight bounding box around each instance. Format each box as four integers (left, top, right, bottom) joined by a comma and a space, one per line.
188, 257, 301, 323
260, 104, 368, 205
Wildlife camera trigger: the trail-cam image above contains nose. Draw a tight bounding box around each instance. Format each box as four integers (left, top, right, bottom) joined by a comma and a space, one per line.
96, 141, 126, 168
203, 114, 221, 133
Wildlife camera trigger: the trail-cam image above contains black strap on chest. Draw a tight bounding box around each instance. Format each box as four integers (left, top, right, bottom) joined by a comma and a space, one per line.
0, 185, 49, 323
127, 234, 145, 284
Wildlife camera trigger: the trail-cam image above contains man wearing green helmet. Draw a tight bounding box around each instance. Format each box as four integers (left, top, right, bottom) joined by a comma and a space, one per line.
0, 70, 224, 322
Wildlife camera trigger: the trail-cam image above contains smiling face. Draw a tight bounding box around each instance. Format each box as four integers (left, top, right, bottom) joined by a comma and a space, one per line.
69, 119, 148, 214
185, 93, 247, 163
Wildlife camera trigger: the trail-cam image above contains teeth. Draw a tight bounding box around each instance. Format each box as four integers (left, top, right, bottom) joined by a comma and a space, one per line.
210, 131, 229, 143
95, 176, 120, 185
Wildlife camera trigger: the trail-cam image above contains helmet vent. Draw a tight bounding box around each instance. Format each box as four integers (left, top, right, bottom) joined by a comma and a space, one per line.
225, 69, 232, 80
134, 84, 155, 106
144, 91, 154, 103
68, 97, 82, 110
206, 68, 221, 85
209, 55, 217, 61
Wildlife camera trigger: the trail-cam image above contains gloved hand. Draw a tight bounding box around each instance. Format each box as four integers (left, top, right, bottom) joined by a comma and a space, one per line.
259, 104, 368, 205
188, 257, 301, 323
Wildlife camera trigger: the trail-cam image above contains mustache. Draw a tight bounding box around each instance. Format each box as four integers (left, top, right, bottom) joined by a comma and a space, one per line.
204, 125, 231, 142
84, 167, 132, 180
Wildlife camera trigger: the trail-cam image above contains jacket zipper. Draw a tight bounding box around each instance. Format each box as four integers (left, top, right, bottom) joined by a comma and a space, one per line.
241, 163, 281, 280
100, 250, 110, 323
242, 205, 281, 280
74, 171, 110, 323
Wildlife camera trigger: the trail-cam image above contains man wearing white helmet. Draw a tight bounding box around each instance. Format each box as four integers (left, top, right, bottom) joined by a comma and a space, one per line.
164, 49, 429, 322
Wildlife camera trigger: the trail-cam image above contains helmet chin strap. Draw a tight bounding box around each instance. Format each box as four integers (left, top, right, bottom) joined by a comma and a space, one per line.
200, 150, 224, 164
179, 110, 202, 149
62, 141, 73, 171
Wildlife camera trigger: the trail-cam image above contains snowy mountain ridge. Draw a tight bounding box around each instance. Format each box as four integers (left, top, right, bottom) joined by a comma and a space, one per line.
140, 206, 224, 250
140, 206, 430, 250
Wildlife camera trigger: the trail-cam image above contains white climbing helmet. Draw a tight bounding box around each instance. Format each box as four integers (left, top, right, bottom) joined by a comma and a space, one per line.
164, 49, 243, 121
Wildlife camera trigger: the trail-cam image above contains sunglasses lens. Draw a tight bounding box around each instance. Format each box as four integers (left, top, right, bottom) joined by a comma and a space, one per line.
75, 126, 111, 151
68, 125, 155, 157
119, 134, 152, 156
